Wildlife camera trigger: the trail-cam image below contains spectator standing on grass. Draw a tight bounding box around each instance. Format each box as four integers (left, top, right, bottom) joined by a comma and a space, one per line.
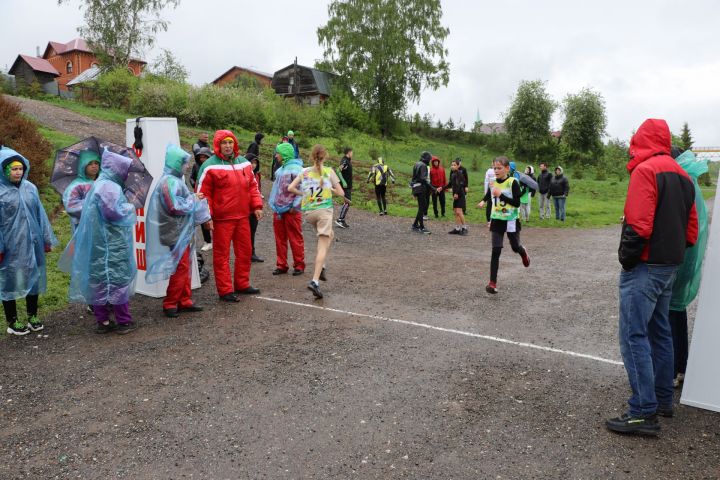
606, 118, 698, 436
441, 158, 467, 235
519, 165, 536, 222
246, 132, 264, 160
457, 158, 469, 218
483, 162, 495, 225
63, 149, 138, 335
430, 156, 447, 218
246, 152, 264, 263
63, 149, 100, 233
269, 143, 305, 276
196, 130, 263, 302
191, 147, 213, 252
478, 156, 530, 294
288, 144, 344, 299
411, 151, 433, 234
367, 157, 395, 215
287, 130, 300, 159
335, 147, 353, 228
0, 147, 58, 336
536, 162, 552, 219
192, 132, 210, 158
548, 166, 569, 221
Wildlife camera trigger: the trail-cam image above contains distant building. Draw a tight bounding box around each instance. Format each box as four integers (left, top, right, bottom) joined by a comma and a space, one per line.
478, 122, 507, 135
8, 55, 60, 95
212, 66, 273, 87
271, 61, 335, 105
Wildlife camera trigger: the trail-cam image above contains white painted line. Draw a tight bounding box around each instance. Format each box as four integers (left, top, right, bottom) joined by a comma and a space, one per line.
255, 296, 623, 367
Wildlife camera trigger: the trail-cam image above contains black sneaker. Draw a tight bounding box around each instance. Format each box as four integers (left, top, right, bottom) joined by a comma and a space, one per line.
656, 406, 674, 418
95, 321, 116, 334
219, 293, 240, 302
419, 228, 431, 235
334, 220, 347, 229
115, 322, 138, 335
272, 268, 288, 275
319, 267, 327, 282
411, 226, 422, 233
448, 228, 460, 234
236, 286, 260, 295
251, 254, 265, 263
6, 319, 30, 336
605, 413, 660, 435
307, 280, 323, 299
459, 229, 468, 236
27, 316, 44, 332
485, 282, 498, 294
292, 269, 304, 276
179, 304, 203, 313
163, 308, 179, 318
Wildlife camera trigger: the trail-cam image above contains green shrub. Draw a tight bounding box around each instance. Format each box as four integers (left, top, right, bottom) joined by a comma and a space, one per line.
94, 68, 139, 109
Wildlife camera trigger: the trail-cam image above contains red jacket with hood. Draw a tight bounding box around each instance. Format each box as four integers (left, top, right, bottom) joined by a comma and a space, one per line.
429, 156, 446, 189
196, 130, 263, 221
618, 119, 698, 269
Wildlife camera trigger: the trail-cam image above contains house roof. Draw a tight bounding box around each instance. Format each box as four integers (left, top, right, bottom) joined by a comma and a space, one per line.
8, 54, 60, 77
212, 65, 273, 84
43, 38, 147, 64
273, 63, 336, 96
66, 65, 101, 86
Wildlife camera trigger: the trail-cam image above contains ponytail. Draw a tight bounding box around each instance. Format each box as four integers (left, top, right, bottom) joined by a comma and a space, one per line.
310, 144, 328, 175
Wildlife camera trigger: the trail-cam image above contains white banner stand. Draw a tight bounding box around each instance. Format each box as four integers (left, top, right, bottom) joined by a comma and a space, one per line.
125, 118, 201, 298
680, 172, 720, 413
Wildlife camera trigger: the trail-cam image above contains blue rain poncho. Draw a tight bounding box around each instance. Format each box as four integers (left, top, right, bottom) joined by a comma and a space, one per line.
670, 151, 709, 311
62, 149, 100, 230
145, 145, 210, 284
0, 147, 58, 301
269, 143, 303, 216
61, 149, 137, 305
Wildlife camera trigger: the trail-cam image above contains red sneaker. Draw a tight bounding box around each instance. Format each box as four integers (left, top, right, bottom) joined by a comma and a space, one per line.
485, 281, 498, 294
521, 248, 530, 267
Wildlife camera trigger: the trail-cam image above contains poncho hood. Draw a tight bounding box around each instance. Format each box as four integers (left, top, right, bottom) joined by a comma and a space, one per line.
77, 149, 100, 181
277, 143, 296, 164
164, 144, 191, 177
100, 149, 133, 185
0, 147, 30, 184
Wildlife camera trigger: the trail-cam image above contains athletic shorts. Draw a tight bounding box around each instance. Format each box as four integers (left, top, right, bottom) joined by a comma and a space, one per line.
453, 195, 466, 210
304, 208, 334, 238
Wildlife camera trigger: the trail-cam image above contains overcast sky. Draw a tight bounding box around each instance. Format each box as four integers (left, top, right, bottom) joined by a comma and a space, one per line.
3, 0, 719, 145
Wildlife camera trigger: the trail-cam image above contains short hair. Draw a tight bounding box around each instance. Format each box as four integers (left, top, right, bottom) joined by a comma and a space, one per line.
539, 162, 547, 167
493, 156, 510, 167
343, 147, 353, 155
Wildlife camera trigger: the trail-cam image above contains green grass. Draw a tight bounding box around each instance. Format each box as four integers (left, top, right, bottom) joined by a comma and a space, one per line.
1, 127, 77, 335
43, 96, 135, 124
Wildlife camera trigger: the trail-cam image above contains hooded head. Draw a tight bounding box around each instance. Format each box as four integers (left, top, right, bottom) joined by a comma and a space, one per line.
555, 166, 564, 176
77, 149, 101, 181
100, 148, 133, 184
431, 156, 441, 168
245, 152, 260, 173
627, 119, 671, 172
195, 147, 213, 164
420, 151, 432, 165
0, 147, 30, 185
509, 161, 517, 174
525, 165, 534, 175
276, 142, 296, 164
213, 130, 240, 161
377, 157, 384, 165
164, 144, 191, 176
287, 130, 294, 137
254, 132, 265, 144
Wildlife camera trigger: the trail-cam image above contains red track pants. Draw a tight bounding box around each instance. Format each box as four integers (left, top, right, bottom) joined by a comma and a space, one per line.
273, 211, 305, 272
163, 246, 193, 310
213, 218, 252, 296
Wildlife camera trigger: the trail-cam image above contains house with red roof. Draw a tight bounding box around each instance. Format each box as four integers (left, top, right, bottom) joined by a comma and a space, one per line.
8, 55, 60, 95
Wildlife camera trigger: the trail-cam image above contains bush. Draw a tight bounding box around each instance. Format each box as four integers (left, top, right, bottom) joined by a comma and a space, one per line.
0, 96, 52, 188
94, 68, 139, 109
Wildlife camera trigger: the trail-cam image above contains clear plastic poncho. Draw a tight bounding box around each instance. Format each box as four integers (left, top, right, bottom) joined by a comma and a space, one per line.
0, 148, 58, 301
670, 151, 709, 311
60, 149, 137, 305
145, 145, 210, 284
269, 158, 304, 216
62, 150, 99, 229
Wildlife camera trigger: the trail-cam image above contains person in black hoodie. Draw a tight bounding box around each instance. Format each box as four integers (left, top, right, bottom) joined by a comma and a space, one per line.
247, 132, 264, 160
548, 166, 570, 221
411, 151, 433, 234
440, 158, 467, 235
335, 147, 353, 228
536, 162, 552, 219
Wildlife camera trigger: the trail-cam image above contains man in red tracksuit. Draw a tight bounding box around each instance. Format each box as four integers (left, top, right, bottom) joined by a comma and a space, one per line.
606, 118, 698, 436
196, 130, 264, 302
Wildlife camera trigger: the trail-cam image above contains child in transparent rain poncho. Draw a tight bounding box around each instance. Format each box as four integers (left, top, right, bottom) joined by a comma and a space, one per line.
0, 147, 58, 335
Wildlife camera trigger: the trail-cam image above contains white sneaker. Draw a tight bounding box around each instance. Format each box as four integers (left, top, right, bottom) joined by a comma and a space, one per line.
201, 242, 213, 252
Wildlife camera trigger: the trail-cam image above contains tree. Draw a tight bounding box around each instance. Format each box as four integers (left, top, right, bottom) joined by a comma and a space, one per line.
561, 87, 607, 155
317, 0, 450, 136
680, 122, 694, 150
59, 0, 180, 69
149, 48, 188, 82
505, 80, 557, 161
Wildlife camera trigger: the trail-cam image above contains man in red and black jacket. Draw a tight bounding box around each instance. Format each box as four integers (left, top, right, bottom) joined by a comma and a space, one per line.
606, 118, 698, 436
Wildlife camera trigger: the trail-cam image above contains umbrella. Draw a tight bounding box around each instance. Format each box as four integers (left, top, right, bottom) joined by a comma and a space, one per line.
52, 136, 153, 209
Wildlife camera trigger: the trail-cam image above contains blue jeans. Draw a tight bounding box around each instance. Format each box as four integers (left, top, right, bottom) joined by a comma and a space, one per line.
553, 196, 566, 221
618, 263, 677, 417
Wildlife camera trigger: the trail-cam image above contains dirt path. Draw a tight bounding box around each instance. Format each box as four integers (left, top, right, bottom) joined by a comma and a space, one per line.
1, 99, 718, 479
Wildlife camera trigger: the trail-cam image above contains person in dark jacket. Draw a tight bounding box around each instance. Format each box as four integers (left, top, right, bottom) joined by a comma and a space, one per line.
411, 151, 433, 234
536, 162, 552, 219
440, 158, 467, 235
246, 152, 264, 263
190, 147, 213, 252
547, 166, 569, 221
247, 132, 264, 160
457, 158, 469, 215
429, 156, 447, 218
192, 133, 210, 158
606, 118, 698, 436
335, 147, 353, 228
287, 130, 300, 159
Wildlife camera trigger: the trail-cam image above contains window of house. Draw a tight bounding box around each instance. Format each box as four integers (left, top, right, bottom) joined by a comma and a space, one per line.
66, 61, 73, 74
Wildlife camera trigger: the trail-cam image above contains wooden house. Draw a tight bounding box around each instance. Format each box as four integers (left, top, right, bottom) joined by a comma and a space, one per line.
8, 55, 60, 95
212, 66, 273, 88
271, 62, 335, 105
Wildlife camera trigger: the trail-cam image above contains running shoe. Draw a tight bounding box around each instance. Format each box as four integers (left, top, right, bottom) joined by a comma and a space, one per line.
115, 322, 138, 335
95, 321, 116, 334
6, 319, 30, 336
605, 413, 660, 436
520, 248, 530, 267
420, 228, 431, 235
307, 280, 323, 299
448, 228, 460, 234
485, 282, 498, 294
200, 242, 213, 252
27, 315, 44, 332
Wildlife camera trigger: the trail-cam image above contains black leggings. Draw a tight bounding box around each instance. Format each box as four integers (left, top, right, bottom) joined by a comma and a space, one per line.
432, 191, 446, 216
3, 295, 39, 322
485, 201, 492, 222
490, 230, 524, 283
202, 225, 212, 243
249, 215, 258, 255
414, 193, 428, 228
669, 309, 688, 376
375, 185, 387, 212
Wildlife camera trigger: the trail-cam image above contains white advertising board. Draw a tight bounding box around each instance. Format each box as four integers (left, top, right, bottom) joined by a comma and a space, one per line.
680, 173, 720, 413
125, 118, 201, 298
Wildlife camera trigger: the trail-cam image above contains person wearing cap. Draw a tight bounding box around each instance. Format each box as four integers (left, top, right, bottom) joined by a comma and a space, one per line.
287, 130, 300, 159
411, 151, 433, 233
269, 142, 305, 276
63, 149, 100, 232
245, 152, 264, 263
196, 130, 263, 302
192, 133, 210, 159
0, 147, 58, 336
190, 146, 214, 252
145, 144, 209, 318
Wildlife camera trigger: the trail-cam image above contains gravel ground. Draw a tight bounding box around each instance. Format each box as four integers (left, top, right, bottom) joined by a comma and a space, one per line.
1, 98, 718, 479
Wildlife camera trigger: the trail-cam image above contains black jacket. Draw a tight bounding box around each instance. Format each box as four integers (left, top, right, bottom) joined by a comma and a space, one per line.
548, 174, 569, 197
411, 160, 431, 195
444, 169, 466, 196
339, 155, 353, 189
537, 170, 552, 194
247, 133, 264, 158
